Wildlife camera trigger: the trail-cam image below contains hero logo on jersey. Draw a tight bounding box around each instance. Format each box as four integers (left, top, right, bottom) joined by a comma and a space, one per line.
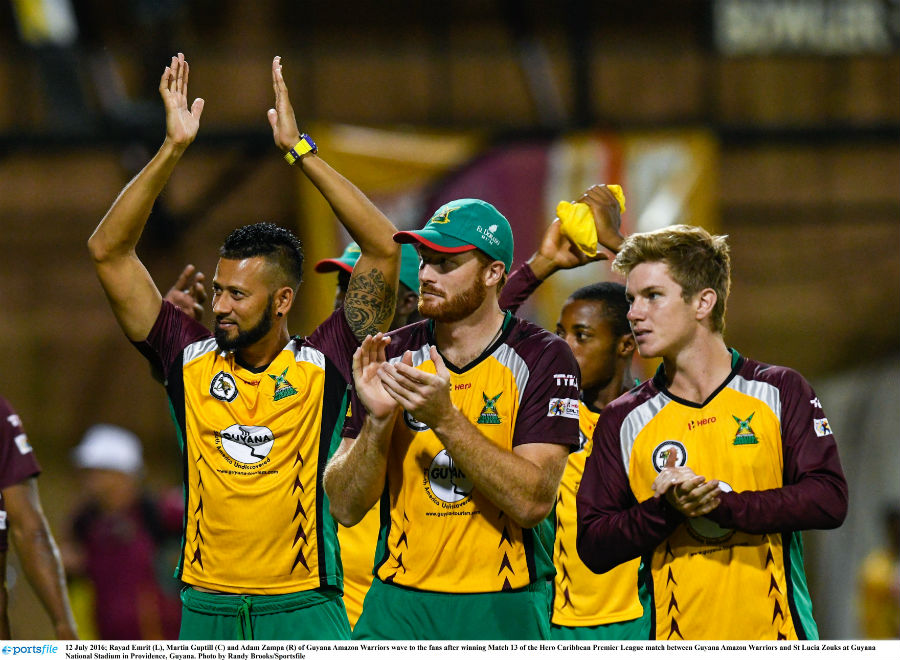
425, 449, 473, 504
652, 440, 687, 472
547, 398, 579, 419
217, 425, 274, 464
210, 371, 239, 402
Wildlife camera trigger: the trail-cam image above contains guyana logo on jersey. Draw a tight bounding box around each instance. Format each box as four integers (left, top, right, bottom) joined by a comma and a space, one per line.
732, 412, 759, 445
269, 367, 298, 401
477, 392, 502, 425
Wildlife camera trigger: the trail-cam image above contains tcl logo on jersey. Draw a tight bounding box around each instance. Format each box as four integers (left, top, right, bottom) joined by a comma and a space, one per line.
215, 425, 274, 464
687, 416, 717, 431
554, 373, 578, 387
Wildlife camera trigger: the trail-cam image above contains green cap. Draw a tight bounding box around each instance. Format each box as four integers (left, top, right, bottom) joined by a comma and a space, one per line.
393, 199, 514, 272
314, 241, 420, 292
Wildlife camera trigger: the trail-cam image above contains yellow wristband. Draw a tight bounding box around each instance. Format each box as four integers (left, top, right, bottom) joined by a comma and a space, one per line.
284, 133, 318, 165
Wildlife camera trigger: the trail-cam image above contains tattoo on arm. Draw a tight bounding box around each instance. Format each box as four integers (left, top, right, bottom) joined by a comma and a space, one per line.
345, 267, 397, 340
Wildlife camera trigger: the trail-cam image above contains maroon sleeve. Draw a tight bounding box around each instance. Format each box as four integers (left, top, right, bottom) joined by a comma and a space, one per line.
499, 263, 542, 314
705, 368, 848, 533
341, 385, 364, 440
306, 306, 360, 384
576, 400, 683, 574
133, 301, 212, 382
510, 329, 581, 449
0, 397, 41, 491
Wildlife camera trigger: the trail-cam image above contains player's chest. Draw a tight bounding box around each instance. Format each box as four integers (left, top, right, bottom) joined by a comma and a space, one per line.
629, 397, 784, 497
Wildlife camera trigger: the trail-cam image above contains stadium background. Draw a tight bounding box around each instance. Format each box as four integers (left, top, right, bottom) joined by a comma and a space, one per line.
0, 0, 897, 639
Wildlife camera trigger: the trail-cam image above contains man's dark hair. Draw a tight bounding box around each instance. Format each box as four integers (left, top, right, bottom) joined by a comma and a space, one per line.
219, 222, 304, 290
568, 281, 630, 337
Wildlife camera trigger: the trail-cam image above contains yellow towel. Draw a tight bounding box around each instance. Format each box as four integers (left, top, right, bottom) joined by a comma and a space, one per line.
557, 185, 625, 257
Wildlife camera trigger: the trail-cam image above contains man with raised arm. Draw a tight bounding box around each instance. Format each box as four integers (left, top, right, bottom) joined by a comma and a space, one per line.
577, 224, 848, 640
325, 199, 581, 640
88, 54, 399, 640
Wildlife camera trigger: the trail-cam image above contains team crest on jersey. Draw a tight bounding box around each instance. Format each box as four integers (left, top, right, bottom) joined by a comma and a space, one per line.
652, 441, 687, 472
813, 417, 832, 437
477, 392, 502, 424
424, 449, 473, 504
13, 433, 33, 455
548, 398, 579, 419
210, 371, 238, 402
216, 424, 275, 464
404, 410, 429, 432
269, 367, 298, 401
731, 412, 758, 445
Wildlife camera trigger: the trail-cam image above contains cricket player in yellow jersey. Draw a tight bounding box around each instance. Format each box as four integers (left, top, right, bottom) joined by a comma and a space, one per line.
89, 54, 400, 639
325, 200, 581, 640
577, 225, 848, 640
498, 186, 648, 639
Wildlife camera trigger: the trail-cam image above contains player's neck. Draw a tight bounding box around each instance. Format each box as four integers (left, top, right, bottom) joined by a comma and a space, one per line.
583, 363, 633, 411
433, 300, 505, 368
235, 325, 292, 370
662, 333, 731, 404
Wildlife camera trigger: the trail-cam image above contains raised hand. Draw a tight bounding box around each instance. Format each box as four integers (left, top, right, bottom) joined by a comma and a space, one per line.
163, 264, 207, 321
267, 56, 302, 152
159, 53, 204, 149
534, 218, 608, 277
578, 184, 625, 253
353, 334, 400, 421
379, 346, 454, 429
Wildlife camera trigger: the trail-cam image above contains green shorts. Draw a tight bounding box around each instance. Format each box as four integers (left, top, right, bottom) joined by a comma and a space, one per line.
352, 579, 552, 640
179, 587, 351, 640
550, 612, 650, 640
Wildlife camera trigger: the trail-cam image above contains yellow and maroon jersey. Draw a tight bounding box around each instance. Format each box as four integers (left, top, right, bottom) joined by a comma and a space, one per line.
552, 403, 643, 627
577, 350, 847, 640
0, 396, 41, 552
137, 302, 357, 594
344, 313, 580, 594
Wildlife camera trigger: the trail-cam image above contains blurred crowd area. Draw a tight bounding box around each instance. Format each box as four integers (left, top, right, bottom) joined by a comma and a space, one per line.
0, 0, 897, 640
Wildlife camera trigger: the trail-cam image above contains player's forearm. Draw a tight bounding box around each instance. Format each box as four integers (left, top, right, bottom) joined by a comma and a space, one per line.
431, 410, 561, 528
298, 156, 398, 259
576, 496, 682, 574
88, 140, 186, 263
498, 263, 542, 313
12, 524, 77, 638
705, 473, 848, 534
325, 416, 395, 526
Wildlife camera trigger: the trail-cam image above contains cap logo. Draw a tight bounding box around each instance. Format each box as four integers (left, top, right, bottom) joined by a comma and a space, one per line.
429, 206, 459, 224
488, 224, 498, 233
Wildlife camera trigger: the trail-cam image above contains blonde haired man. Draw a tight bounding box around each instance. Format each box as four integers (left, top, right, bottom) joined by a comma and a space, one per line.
577, 224, 848, 640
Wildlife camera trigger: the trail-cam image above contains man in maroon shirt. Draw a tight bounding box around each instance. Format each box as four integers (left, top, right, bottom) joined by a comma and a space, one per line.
576, 224, 848, 640
0, 396, 77, 639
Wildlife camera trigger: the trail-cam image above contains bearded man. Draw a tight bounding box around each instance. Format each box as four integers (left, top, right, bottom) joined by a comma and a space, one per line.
325, 199, 581, 640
